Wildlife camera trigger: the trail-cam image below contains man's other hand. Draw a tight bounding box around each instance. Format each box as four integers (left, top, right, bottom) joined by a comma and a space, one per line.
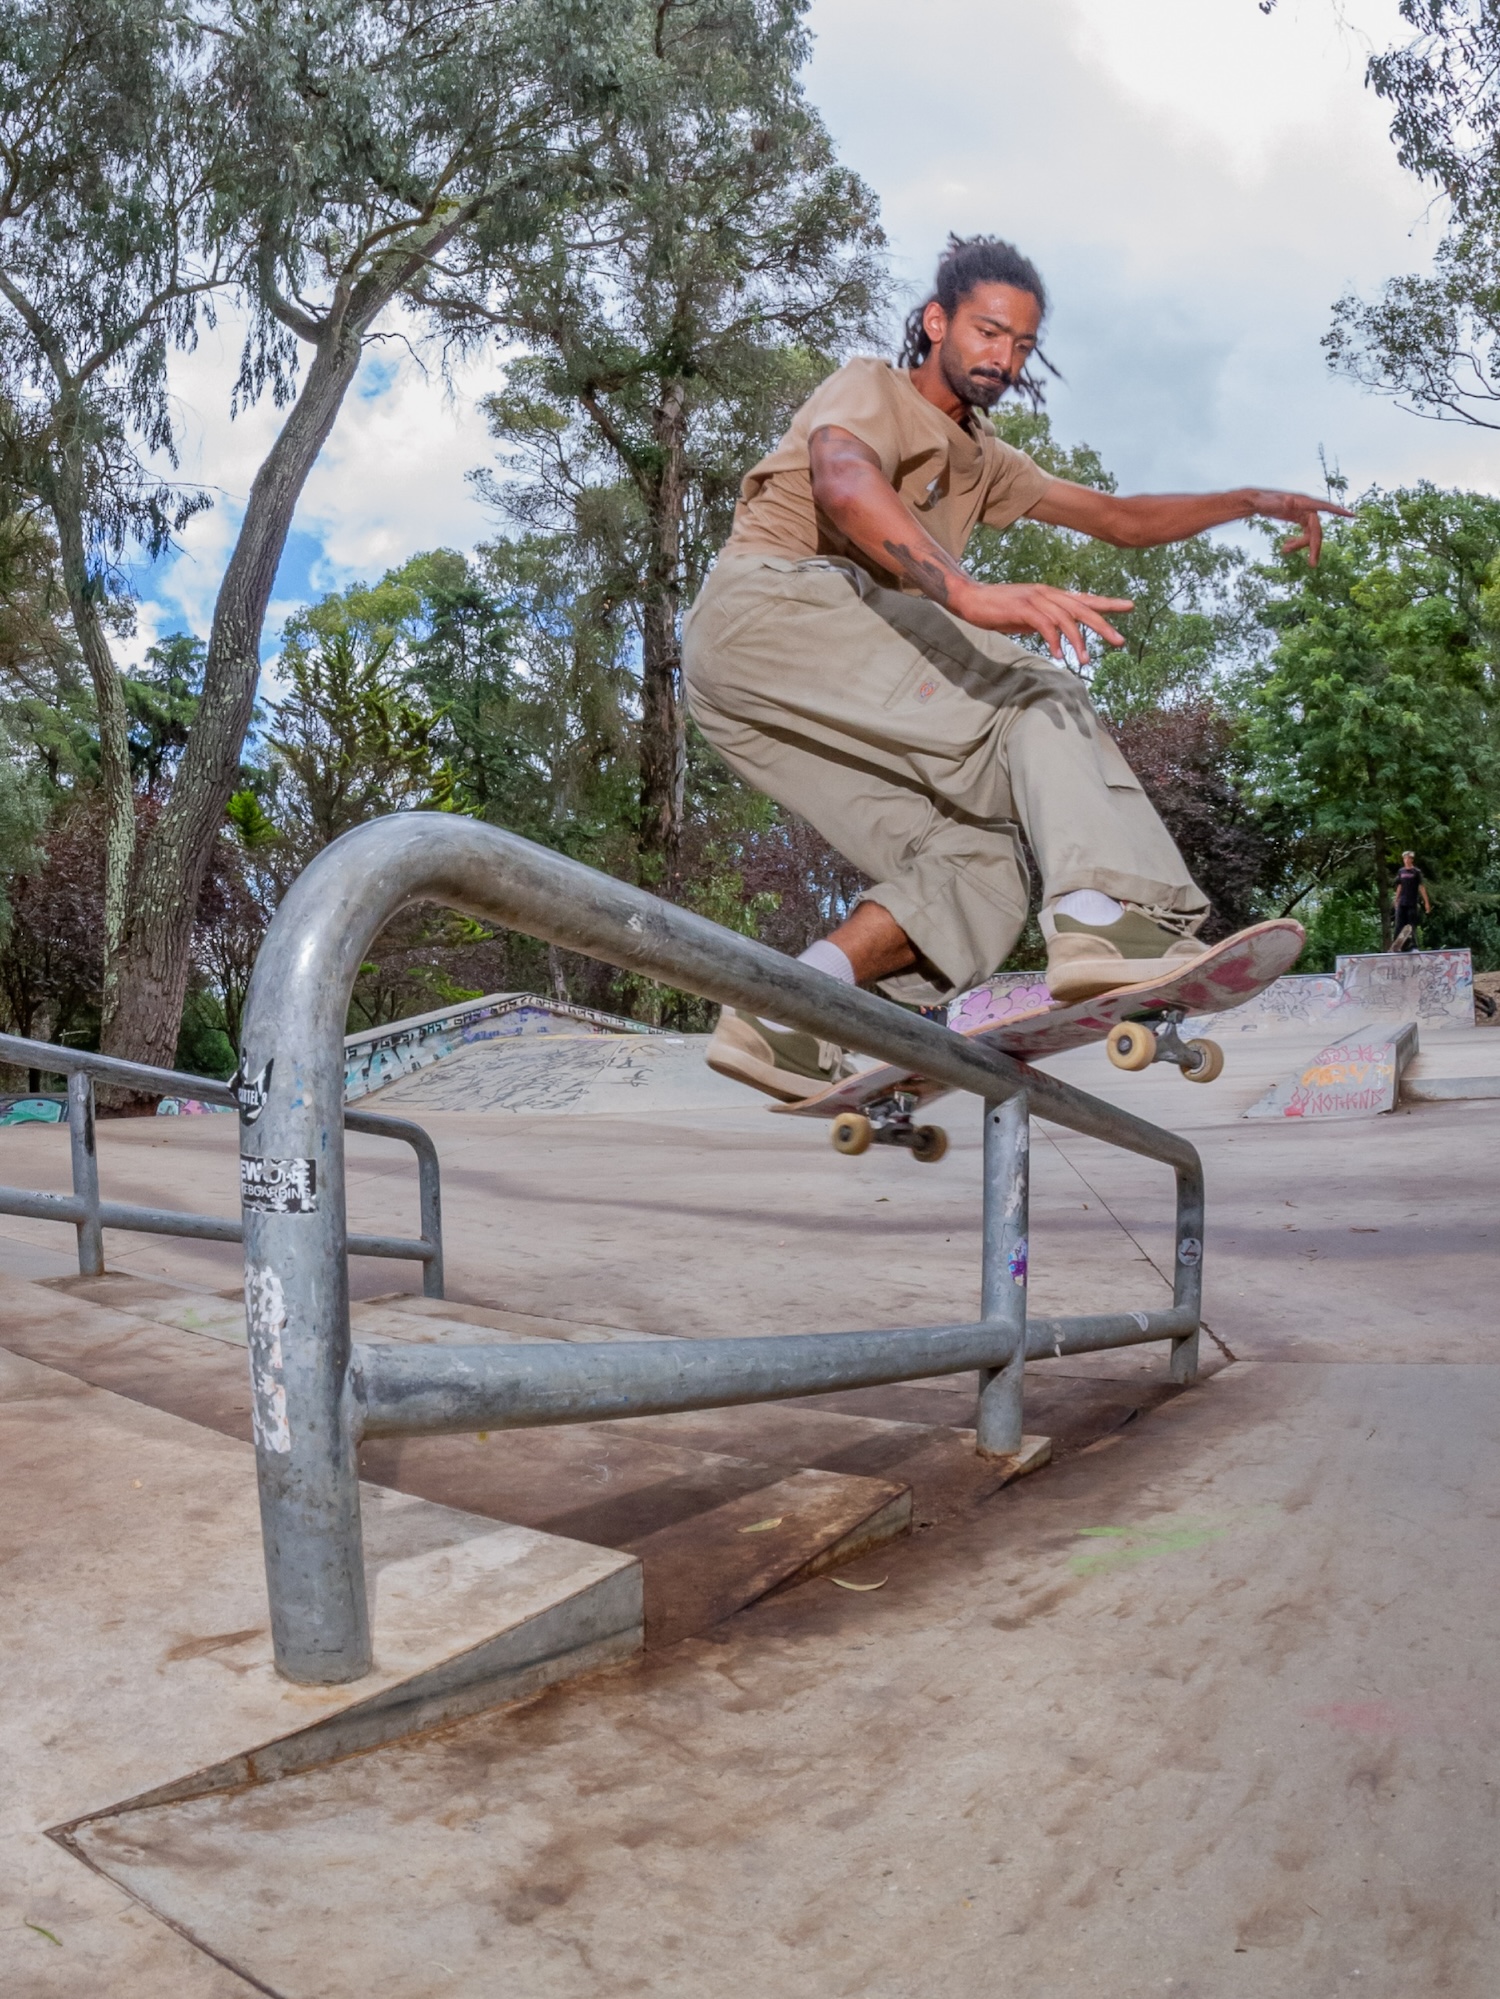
952, 580, 1134, 664
1247, 490, 1354, 566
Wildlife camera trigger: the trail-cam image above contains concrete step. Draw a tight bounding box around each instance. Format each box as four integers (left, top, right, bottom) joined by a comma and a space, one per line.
43, 1268, 250, 1343
37, 1271, 677, 1350
0, 1274, 935, 1645
0, 1342, 638, 1997
1403, 1023, 1500, 1102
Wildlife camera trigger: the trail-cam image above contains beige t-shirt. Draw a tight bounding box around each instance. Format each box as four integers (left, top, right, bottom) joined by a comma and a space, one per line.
726, 356, 1050, 588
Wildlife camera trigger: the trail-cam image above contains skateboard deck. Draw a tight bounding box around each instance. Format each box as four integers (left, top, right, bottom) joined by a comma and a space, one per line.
774, 919, 1306, 1127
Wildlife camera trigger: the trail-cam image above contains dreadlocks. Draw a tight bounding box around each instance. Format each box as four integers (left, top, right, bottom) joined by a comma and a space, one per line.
899, 234, 1054, 408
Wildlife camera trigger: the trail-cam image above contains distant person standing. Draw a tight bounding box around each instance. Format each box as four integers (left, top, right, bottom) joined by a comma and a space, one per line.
1391, 851, 1431, 952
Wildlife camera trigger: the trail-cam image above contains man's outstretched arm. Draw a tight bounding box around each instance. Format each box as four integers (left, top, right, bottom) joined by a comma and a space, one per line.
1028, 478, 1353, 564
808, 425, 1133, 662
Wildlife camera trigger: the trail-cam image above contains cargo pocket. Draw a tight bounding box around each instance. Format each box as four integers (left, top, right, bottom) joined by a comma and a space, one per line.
1091, 722, 1147, 793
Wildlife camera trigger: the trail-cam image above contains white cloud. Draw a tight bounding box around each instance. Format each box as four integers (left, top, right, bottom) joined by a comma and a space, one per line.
803, 0, 1489, 499
122, 0, 1485, 671
124, 309, 502, 668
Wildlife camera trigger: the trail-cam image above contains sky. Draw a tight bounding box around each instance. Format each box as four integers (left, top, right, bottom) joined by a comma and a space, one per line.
126, 0, 1491, 671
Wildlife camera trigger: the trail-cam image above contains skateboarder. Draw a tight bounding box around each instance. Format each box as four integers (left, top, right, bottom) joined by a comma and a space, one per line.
1392, 852, 1431, 950
685, 234, 1345, 1102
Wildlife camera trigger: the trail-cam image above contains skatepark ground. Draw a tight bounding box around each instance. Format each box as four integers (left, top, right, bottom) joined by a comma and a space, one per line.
2, 1027, 1498, 1996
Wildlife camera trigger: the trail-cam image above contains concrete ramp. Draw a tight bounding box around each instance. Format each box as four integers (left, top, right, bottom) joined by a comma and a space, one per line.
1245, 1021, 1418, 1121
364, 1030, 747, 1115
344, 990, 663, 1101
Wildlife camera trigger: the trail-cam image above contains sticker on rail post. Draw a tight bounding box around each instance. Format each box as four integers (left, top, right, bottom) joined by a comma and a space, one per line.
233, 1059, 272, 1126
240, 1155, 317, 1215
1177, 1236, 1203, 1268
245, 1264, 291, 1454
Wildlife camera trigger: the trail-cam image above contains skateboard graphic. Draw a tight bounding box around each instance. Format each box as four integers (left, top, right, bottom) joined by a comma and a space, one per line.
774, 919, 1306, 1162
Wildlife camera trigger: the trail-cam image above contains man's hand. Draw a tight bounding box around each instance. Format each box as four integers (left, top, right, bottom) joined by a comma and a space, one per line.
1244, 489, 1354, 566
950, 579, 1133, 663
809, 427, 1131, 657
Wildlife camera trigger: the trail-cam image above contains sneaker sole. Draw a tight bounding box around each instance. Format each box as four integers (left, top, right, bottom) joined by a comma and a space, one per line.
706, 1042, 830, 1104
1046, 953, 1208, 1006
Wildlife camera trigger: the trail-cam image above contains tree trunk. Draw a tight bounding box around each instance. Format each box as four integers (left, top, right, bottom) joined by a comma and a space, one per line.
546, 942, 569, 1002
103, 323, 367, 1069
1376, 838, 1392, 950
636, 382, 687, 893
50, 440, 136, 1034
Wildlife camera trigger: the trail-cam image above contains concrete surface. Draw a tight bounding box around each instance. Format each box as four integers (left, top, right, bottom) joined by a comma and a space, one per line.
3, 1026, 1499, 1993
365, 1030, 747, 1115
71, 1356, 1499, 1999
0, 1342, 639, 1996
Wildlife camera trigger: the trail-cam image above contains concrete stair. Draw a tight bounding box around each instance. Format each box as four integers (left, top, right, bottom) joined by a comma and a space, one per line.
0, 1339, 639, 1997
1, 1270, 1028, 1652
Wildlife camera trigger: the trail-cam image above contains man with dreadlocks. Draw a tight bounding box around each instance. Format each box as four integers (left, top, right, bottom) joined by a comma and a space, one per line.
685, 234, 1346, 1101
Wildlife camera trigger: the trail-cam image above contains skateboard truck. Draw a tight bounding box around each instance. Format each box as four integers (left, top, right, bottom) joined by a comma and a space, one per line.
830, 1091, 949, 1164
1104, 1008, 1224, 1084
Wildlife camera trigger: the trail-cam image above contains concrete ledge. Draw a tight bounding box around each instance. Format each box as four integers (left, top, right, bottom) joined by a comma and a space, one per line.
0, 1344, 640, 1906
1401, 1072, 1500, 1103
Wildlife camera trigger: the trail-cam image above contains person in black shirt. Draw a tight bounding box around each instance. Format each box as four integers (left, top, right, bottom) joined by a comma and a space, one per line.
1392, 851, 1431, 951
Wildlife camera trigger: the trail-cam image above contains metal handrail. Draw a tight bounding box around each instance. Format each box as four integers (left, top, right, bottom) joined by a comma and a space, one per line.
0, 1031, 443, 1296
236, 813, 1204, 1685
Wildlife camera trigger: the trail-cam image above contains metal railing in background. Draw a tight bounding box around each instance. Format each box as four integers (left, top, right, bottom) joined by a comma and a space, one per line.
237, 813, 1205, 1687
0, 1033, 443, 1296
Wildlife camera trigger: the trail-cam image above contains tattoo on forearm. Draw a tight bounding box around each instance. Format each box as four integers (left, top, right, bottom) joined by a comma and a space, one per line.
881, 538, 963, 605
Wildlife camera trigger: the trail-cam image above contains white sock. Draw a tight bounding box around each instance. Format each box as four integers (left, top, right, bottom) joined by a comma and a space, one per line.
754, 939, 856, 1035
1047, 890, 1124, 928
798, 938, 856, 984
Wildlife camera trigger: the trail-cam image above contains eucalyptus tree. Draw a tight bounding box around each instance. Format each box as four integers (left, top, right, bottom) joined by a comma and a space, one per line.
106, 0, 609, 1068
1320, 2, 1500, 429
0, 0, 220, 1026
477, 0, 887, 889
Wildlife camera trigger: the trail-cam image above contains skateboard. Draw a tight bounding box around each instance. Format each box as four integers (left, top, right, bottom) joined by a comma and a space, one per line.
773, 919, 1306, 1162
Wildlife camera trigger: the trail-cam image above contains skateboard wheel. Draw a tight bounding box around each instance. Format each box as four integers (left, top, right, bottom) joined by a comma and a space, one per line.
1106, 1022, 1156, 1072
1183, 1037, 1224, 1084
911, 1124, 948, 1164
831, 1113, 873, 1156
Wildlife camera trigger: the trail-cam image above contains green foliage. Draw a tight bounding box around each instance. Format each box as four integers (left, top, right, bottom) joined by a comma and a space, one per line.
0, 709, 47, 936
1243, 484, 1500, 944
173, 982, 235, 1078
968, 410, 1250, 717
0, 0, 217, 566
1328, 5, 1500, 428
476, 0, 888, 871
225, 786, 279, 852
266, 613, 449, 863
123, 632, 203, 793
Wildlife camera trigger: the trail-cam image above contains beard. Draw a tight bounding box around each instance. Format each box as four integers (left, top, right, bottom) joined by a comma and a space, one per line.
939, 342, 1014, 411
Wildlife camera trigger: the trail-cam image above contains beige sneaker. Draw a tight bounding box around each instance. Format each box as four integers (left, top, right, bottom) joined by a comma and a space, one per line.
1045, 909, 1210, 1005
705, 1008, 855, 1103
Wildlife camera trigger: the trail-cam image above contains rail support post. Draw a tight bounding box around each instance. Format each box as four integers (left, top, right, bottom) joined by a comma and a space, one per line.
240, 1033, 371, 1684
976, 1091, 1029, 1456
67, 1072, 104, 1278
1169, 1163, 1205, 1386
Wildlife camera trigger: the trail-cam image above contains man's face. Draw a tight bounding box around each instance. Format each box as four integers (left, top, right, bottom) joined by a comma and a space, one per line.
924, 282, 1043, 410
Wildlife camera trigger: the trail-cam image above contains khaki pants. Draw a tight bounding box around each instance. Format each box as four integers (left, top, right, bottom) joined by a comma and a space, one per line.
683, 552, 1207, 1003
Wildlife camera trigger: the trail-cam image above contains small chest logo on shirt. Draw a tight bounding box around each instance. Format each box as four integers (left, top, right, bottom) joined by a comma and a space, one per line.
916, 678, 939, 703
